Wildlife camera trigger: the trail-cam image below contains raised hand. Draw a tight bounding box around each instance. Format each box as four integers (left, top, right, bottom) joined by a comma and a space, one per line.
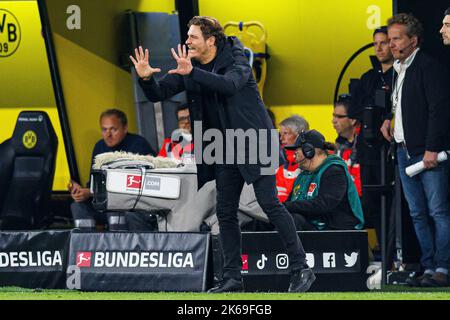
129, 46, 161, 79
168, 44, 193, 75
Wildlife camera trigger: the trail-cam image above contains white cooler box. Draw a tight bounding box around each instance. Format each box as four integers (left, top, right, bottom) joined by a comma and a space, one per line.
91, 164, 217, 231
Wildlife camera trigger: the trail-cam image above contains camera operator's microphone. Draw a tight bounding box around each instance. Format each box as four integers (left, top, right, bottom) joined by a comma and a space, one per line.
297, 156, 308, 165
399, 42, 414, 54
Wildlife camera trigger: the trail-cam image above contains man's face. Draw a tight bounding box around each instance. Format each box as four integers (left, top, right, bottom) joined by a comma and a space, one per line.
388, 23, 417, 62
101, 115, 127, 147
177, 108, 191, 133
280, 125, 298, 146
373, 32, 393, 63
185, 25, 215, 61
440, 15, 450, 45
332, 105, 354, 136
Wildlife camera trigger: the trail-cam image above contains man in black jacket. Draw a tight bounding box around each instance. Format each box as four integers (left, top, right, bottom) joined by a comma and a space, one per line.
69, 109, 157, 231
439, 7, 450, 46
130, 16, 314, 293
351, 26, 394, 118
381, 14, 450, 287
350, 27, 394, 246
440, 6, 450, 225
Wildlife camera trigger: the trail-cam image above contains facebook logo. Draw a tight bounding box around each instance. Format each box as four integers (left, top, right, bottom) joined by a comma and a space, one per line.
322, 252, 336, 268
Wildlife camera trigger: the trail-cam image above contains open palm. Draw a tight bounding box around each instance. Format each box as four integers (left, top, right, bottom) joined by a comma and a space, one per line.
129, 46, 161, 79
168, 44, 193, 75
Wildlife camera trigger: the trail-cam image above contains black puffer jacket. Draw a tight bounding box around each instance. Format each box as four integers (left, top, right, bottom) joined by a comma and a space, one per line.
139, 37, 283, 188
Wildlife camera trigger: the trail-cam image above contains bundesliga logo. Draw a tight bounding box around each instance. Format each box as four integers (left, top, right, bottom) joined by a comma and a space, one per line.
76, 252, 92, 267
126, 175, 141, 189
241, 254, 248, 271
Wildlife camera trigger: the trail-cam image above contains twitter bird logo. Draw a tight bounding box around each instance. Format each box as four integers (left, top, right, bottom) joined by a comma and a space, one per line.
344, 252, 358, 267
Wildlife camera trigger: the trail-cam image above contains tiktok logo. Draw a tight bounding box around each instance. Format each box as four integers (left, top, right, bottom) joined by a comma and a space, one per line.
257, 254, 268, 270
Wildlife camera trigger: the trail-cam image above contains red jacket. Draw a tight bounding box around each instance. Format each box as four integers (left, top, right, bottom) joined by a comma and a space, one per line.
158, 138, 193, 160
335, 127, 362, 197
276, 148, 300, 202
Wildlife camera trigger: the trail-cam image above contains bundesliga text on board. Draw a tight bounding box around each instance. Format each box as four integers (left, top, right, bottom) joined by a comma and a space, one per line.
75, 251, 194, 268
0, 251, 63, 267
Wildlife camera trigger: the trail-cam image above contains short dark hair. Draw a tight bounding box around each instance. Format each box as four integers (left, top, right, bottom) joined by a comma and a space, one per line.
335, 94, 352, 113
100, 109, 127, 127
387, 13, 424, 46
373, 26, 388, 37
445, 7, 450, 15
187, 16, 226, 46
176, 103, 189, 119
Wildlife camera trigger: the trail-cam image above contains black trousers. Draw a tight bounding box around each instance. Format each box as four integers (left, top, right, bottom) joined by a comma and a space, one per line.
291, 213, 317, 231
360, 161, 394, 246
215, 164, 307, 280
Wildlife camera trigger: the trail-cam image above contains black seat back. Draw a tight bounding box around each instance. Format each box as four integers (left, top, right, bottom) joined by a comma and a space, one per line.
0, 111, 58, 229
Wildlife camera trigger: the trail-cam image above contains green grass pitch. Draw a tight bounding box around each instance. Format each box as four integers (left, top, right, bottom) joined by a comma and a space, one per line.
0, 285, 449, 300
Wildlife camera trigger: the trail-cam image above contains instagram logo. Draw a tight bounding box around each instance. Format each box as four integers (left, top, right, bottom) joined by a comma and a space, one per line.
275, 254, 289, 269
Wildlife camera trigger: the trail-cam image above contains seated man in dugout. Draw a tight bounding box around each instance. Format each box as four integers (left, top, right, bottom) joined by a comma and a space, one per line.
283, 130, 365, 231
226, 114, 310, 232
158, 103, 194, 162
277, 114, 310, 202
333, 95, 362, 198
68, 108, 157, 231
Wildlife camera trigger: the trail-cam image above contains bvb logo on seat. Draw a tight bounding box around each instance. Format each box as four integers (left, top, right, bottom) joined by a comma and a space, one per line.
22, 130, 37, 149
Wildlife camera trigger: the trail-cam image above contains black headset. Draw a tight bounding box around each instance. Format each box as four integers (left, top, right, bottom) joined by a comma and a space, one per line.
300, 131, 315, 159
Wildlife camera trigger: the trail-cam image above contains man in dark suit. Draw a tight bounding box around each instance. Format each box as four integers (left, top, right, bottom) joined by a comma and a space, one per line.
130, 16, 315, 293
381, 14, 450, 287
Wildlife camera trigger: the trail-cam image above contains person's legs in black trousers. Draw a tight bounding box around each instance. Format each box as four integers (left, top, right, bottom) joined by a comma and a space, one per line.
210, 165, 315, 293
214, 164, 245, 282
360, 163, 382, 243
252, 174, 308, 271
290, 213, 317, 231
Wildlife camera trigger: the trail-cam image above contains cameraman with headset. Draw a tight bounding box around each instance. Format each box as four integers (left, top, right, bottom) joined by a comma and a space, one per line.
283, 130, 364, 231
349, 26, 395, 248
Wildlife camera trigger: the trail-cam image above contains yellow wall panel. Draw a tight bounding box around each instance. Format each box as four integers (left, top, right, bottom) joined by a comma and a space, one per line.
0, 1, 55, 107
53, 33, 136, 186
200, 0, 392, 145
46, 0, 176, 186
199, 0, 392, 105
138, 0, 175, 12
